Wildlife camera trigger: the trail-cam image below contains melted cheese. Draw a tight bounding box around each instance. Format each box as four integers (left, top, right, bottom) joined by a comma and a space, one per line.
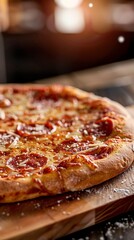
0, 87, 122, 178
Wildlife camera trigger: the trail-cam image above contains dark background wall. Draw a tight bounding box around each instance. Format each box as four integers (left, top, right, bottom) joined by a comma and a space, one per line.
1, 0, 134, 83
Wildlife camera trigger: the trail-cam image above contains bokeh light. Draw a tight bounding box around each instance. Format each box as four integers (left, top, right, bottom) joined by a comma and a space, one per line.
88, 3, 93, 8
118, 36, 125, 43
54, 0, 83, 9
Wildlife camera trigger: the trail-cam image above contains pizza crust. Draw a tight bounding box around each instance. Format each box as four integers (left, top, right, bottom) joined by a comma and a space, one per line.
61, 142, 134, 191
0, 84, 133, 202
0, 141, 133, 203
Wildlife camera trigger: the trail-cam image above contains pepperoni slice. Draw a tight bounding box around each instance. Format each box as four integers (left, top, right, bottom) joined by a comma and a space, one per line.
55, 139, 92, 154
6, 153, 47, 172
33, 90, 59, 101
81, 117, 113, 138
31, 90, 62, 108
57, 154, 98, 170
0, 131, 19, 147
96, 117, 113, 136
16, 122, 56, 137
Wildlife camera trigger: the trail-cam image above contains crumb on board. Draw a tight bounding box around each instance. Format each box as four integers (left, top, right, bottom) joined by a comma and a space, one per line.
113, 188, 130, 196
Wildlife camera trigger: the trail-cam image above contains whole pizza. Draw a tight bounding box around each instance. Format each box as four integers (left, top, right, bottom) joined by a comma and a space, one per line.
0, 85, 133, 202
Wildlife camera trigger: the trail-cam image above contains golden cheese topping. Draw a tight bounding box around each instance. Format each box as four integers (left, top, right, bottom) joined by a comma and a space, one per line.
0, 86, 126, 179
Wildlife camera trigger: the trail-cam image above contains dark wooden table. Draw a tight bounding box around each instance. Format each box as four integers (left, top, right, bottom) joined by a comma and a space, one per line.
36, 59, 134, 96
58, 211, 134, 240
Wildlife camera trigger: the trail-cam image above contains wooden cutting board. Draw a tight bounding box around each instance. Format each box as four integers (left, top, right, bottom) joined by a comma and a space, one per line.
0, 106, 134, 240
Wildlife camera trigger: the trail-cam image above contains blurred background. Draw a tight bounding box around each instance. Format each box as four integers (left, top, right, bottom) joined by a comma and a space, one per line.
0, 0, 134, 83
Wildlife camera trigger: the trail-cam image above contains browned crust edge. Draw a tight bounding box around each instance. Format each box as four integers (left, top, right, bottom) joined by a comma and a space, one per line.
0, 142, 133, 203
0, 84, 133, 202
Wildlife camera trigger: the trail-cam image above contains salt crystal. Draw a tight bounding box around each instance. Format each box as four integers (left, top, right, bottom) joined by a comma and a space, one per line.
62, 210, 71, 215
105, 227, 113, 240
66, 195, 72, 199
113, 188, 130, 195
115, 222, 125, 228
85, 189, 91, 193
34, 203, 41, 209
121, 179, 126, 184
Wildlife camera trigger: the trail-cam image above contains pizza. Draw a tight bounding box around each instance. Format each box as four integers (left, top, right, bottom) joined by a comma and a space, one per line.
0, 84, 133, 203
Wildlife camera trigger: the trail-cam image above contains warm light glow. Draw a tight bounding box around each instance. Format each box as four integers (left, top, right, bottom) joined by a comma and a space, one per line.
55, 7, 85, 33
0, 0, 9, 31
88, 3, 93, 8
54, 0, 83, 9
112, 4, 134, 25
118, 36, 125, 43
